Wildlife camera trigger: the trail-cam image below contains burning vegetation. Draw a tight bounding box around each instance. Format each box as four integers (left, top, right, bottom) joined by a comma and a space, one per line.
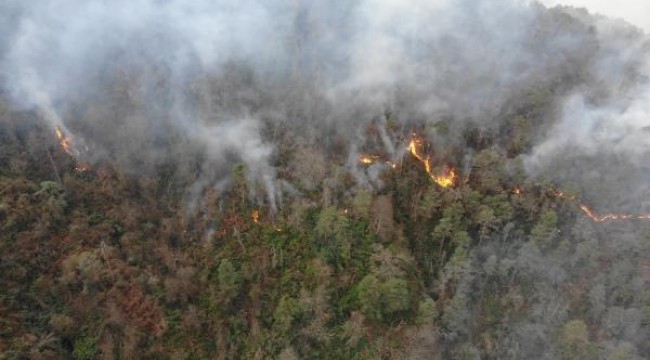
4, 1, 650, 359
53, 126, 89, 172
356, 132, 650, 224
407, 135, 457, 188
54, 126, 74, 157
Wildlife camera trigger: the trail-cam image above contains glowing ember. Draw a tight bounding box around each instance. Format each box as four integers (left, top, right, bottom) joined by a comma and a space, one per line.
551, 189, 576, 201
358, 154, 398, 168
359, 155, 376, 165
407, 135, 457, 188
251, 210, 260, 223
513, 187, 522, 195
75, 163, 91, 172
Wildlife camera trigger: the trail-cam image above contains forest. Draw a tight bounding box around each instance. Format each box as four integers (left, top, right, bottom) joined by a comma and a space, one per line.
1, 1, 650, 359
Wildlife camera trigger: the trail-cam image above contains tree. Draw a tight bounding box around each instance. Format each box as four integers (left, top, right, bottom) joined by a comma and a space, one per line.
530, 210, 558, 248
475, 205, 497, 240
352, 190, 373, 220
369, 195, 394, 242
357, 274, 411, 322
559, 320, 596, 360
416, 297, 438, 326
273, 296, 301, 334
381, 278, 410, 316
357, 274, 383, 321
73, 335, 97, 360
217, 259, 241, 303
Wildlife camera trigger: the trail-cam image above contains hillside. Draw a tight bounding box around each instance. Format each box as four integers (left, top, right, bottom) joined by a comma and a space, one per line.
1, 1, 650, 359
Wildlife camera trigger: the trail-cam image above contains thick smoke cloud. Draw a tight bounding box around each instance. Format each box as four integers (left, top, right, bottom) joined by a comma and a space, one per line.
1, 0, 649, 208
525, 12, 650, 164
2, 1, 650, 356
523, 11, 650, 209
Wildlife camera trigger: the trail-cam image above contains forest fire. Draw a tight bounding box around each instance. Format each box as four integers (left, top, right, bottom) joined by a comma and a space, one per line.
251, 209, 260, 223
544, 188, 650, 223
407, 135, 457, 188
356, 134, 457, 187
54, 126, 90, 172
358, 154, 397, 168
75, 163, 90, 172
433, 166, 456, 188
358, 155, 378, 165
578, 204, 650, 223
54, 126, 75, 156
362, 133, 648, 223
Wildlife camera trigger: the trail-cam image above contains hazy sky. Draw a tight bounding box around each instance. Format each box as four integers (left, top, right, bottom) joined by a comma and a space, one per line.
539, 0, 650, 32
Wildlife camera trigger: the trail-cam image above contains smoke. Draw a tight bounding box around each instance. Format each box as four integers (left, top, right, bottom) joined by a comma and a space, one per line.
2, 0, 650, 356
1, 0, 649, 208
525, 13, 650, 165
523, 13, 650, 208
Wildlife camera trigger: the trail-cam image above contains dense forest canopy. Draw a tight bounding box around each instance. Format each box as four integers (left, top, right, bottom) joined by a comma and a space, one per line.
1, 0, 650, 359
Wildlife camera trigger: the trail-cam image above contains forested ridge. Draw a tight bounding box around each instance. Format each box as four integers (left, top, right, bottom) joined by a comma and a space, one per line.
2, 98, 650, 359
2, 1, 650, 359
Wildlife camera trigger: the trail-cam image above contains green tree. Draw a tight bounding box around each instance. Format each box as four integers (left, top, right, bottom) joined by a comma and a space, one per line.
559, 320, 596, 360
357, 274, 411, 322
217, 259, 241, 302
416, 297, 439, 325
274, 296, 301, 333
381, 278, 410, 316
357, 274, 383, 321
531, 210, 558, 247
73, 335, 97, 360
352, 190, 373, 220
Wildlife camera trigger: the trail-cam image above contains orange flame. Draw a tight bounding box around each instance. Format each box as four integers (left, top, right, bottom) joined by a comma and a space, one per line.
358, 154, 397, 168
54, 126, 90, 172
407, 135, 457, 188
434, 166, 456, 188
359, 155, 376, 165
55, 126, 75, 156
548, 188, 650, 223
578, 204, 650, 223
364, 132, 648, 223
251, 209, 260, 223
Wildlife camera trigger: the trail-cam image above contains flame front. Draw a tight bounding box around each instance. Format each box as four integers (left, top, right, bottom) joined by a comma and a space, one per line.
358, 132, 647, 223
407, 136, 457, 188
578, 204, 650, 223
434, 166, 456, 188
252, 209, 260, 223
54, 126, 90, 172
55, 126, 75, 156
547, 188, 650, 223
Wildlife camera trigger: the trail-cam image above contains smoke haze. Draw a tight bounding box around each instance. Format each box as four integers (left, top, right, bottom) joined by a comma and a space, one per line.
2, 1, 650, 358
1, 0, 649, 205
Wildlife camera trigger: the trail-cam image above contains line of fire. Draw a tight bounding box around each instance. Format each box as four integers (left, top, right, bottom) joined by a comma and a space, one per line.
357, 133, 650, 224
54, 127, 649, 224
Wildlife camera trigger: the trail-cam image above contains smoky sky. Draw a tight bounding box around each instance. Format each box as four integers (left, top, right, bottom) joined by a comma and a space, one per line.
1, 0, 649, 208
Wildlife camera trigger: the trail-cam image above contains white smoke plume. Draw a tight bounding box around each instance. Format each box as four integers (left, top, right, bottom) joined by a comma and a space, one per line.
1, 0, 649, 207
